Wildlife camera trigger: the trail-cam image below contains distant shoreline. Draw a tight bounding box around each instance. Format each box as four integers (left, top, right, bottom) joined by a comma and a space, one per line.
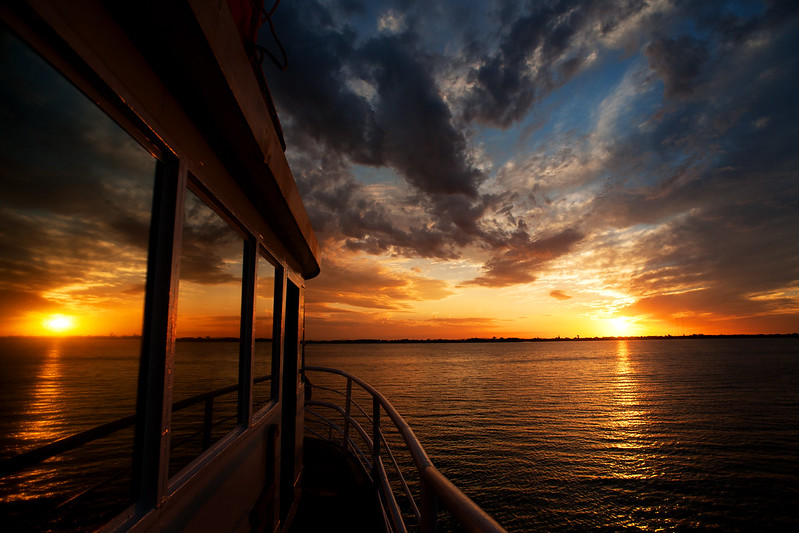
306, 333, 799, 344
1, 333, 797, 343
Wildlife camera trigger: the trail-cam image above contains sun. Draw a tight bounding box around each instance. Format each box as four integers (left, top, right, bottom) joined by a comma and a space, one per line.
609, 316, 632, 336
42, 314, 76, 334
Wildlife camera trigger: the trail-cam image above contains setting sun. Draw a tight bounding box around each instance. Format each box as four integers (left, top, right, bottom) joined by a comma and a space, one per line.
609, 316, 633, 336
42, 314, 76, 334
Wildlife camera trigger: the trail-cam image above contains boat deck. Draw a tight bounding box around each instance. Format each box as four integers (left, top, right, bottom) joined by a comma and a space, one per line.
290, 438, 386, 533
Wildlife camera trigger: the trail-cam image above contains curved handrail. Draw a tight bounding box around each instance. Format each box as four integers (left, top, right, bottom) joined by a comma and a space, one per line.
304, 366, 506, 533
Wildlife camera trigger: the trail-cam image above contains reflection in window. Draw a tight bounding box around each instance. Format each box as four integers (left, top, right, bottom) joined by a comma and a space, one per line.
0, 23, 155, 530
171, 190, 243, 476
254, 254, 277, 413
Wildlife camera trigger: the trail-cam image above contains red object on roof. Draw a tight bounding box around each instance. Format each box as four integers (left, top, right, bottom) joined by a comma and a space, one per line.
228, 0, 256, 41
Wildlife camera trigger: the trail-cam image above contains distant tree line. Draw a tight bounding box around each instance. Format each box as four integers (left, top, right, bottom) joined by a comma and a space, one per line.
304, 333, 799, 344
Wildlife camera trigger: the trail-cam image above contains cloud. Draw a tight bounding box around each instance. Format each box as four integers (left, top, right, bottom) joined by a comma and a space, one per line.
462, 228, 584, 287
179, 191, 244, 285
304, 303, 502, 340
377, 9, 406, 34
306, 254, 453, 310
550, 290, 572, 301
461, 0, 657, 128
645, 34, 709, 99
0, 1, 794, 339
622, 279, 799, 335
0, 289, 52, 317
288, 149, 463, 259
267, 0, 483, 198
626, 287, 796, 321
266, 0, 547, 270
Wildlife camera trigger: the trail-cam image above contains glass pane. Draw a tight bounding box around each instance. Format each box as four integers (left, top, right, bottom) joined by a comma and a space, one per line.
171, 190, 243, 476
254, 255, 277, 413
0, 24, 155, 530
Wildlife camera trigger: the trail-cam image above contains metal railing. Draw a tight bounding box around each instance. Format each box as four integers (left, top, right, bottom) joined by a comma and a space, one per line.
303, 366, 506, 533
0, 375, 271, 477
0, 375, 273, 530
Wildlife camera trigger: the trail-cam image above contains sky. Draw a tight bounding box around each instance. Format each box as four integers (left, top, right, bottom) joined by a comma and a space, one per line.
258, 0, 799, 339
0, 3, 797, 340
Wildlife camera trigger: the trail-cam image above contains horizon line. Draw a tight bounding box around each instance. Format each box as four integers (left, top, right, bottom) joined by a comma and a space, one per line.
305, 333, 799, 343
2, 333, 797, 342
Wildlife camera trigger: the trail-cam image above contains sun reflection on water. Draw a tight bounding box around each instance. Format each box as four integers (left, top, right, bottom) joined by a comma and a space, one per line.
25, 342, 67, 446
1, 341, 67, 503
607, 340, 650, 478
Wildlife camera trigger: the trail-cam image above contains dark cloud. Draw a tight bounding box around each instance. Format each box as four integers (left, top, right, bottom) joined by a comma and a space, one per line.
289, 149, 463, 259
265, 0, 539, 272
267, 0, 483, 197
335, 0, 366, 16
178, 191, 244, 285
357, 35, 483, 196
462, 0, 651, 128
0, 289, 52, 316
645, 35, 709, 99
462, 228, 584, 288
630, 192, 799, 301
289, 144, 535, 266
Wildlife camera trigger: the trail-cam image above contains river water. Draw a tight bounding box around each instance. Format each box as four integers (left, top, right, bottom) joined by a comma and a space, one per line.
304, 338, 799, 532
1, 337, 797, 531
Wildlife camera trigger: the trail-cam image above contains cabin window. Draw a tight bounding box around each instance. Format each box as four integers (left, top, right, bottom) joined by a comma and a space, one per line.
0, 22, 156, 530
170, 188, 244, 476
253, 253, 278, 413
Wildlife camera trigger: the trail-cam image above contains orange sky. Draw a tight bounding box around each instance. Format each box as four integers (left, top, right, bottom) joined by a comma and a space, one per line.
302, 246, 799, 341
12, 256, 796, 340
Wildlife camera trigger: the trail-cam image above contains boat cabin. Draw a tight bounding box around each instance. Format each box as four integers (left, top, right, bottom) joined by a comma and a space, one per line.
1, 0, 317, 530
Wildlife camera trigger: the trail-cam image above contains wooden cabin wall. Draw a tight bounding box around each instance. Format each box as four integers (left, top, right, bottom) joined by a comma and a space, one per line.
134, 410, 281, 533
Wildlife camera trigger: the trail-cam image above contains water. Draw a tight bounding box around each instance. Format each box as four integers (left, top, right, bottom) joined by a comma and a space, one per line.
304, 338, 799, 531
1, 337, 798, 531
0, 337, 140, 531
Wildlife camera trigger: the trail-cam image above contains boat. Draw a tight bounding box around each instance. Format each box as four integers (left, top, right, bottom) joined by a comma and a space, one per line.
0, 1, 505, 531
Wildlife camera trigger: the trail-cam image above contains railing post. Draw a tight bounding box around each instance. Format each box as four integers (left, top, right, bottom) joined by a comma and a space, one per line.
372, 397, 381, 474
202, 397, 213, 450
343, 377, 352, 452
420, 473, 438, 533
